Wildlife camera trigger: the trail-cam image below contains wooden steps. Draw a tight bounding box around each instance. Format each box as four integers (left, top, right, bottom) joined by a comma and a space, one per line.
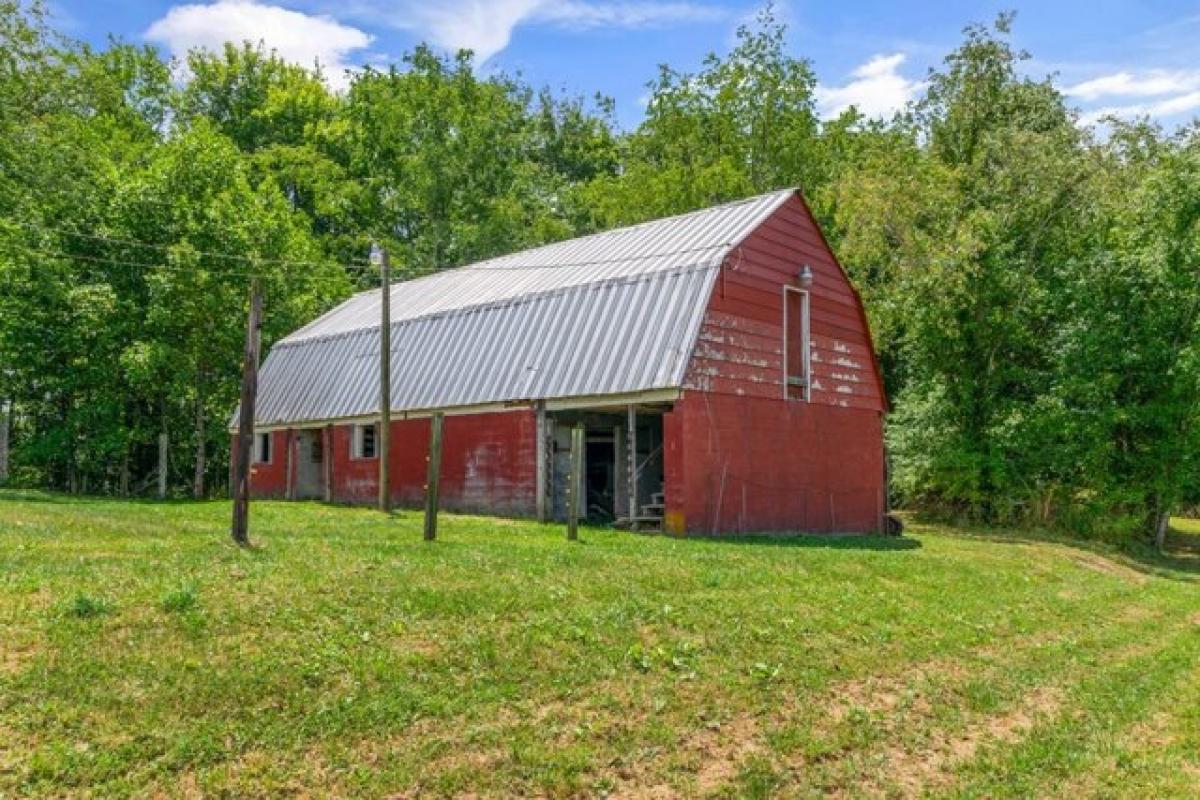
616, 490, 666, 532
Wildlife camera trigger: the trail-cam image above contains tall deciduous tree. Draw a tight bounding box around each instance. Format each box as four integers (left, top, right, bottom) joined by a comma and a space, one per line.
577, 3, 821, 227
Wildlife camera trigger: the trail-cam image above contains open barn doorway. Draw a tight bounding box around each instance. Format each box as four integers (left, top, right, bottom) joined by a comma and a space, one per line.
548, 406, 666, 529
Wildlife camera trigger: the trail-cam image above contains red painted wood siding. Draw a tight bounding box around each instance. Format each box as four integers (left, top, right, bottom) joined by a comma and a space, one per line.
665, 392, 884, 533
251, 409, 537, 516
243, 430, 289, 499
686, 194, 885, 408
668, 193, 886, 534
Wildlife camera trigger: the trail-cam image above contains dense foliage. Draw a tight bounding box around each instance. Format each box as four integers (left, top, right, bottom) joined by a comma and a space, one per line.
1, 3, 1197, 543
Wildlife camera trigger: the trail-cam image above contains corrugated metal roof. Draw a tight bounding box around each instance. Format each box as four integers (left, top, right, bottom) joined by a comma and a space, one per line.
251, 189, 794, 426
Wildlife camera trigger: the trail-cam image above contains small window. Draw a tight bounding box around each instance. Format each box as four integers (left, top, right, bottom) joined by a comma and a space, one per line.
255, 432, 272, 464
784, 287, 811, 401
353, 423, 378, 459
311, 435, 323, 464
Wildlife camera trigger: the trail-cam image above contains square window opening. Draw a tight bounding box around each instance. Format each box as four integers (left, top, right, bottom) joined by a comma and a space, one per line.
353, 423, 378, 460
254, 432, 272, 464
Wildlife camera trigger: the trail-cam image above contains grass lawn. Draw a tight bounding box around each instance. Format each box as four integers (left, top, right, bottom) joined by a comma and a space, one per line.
1, 491, 1199, 798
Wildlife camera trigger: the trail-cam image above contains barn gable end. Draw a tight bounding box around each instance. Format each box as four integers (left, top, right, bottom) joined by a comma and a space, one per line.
685, 193, 885, 408
662, 193, 887, 535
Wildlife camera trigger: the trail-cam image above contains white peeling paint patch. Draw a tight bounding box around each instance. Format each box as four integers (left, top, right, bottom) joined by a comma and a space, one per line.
830, 371, 861, 383
833, 341, 851, 353
836, 385, 854, 394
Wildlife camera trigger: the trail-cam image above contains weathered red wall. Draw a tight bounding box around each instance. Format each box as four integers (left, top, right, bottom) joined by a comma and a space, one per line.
251, 408, 537, 516
243, 430, 289, 499
668, 193, 886, 534
664, 392, 884, 534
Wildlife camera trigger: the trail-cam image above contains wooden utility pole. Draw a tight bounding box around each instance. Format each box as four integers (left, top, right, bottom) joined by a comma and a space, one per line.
231, 279, 263, 547
373, 243, 392, 513
567, 422, 584, 541
424, 412, 444, 541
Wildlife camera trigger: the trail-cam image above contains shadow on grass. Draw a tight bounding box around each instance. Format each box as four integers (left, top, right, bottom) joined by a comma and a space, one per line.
0, 488, 85, 505
905, 511, 1200, 582
661, 532, 922, 551
0, 488, 227, 507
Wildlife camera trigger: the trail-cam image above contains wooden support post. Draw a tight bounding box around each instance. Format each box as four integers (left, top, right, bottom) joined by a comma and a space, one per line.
535, 402, 547, 523
375, 244, 392, 513
323, 424, 333, 503
627, 404, 637, 526
424, 412, 444, 541
567, 422, 584, 541
231, 279, 263, 547
613, 423, 625, 519
284, 429, 294, 500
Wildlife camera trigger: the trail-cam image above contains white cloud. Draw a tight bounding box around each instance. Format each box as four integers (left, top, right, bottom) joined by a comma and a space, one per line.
814, 53, 922, 120
537, 1, 726, 30
341, 0, 727, 64
1065, 69, 1200, 101
145, 1, 372, 91
1078, 91, 1200, 127
1064, 68, 1200, 127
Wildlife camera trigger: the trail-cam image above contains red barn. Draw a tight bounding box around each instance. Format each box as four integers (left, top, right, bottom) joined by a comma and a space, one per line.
236, 189, 887, 534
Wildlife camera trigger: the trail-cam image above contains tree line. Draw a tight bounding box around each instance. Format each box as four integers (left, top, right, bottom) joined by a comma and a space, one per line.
1, 2, 1197, 544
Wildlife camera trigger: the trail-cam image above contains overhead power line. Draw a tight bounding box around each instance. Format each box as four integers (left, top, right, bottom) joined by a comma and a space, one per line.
0, 240, 349, 287
4, 217, 737, 284
6, 219, 365, 274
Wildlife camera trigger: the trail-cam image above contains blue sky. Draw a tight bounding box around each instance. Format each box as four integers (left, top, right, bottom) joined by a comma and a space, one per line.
49, 0, 1200, 130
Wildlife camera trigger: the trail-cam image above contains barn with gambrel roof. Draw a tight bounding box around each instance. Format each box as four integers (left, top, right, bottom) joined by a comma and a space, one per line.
236, 189, 887, 534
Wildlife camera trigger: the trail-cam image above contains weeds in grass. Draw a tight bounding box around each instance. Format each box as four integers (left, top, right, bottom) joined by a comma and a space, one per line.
66, 594, 111, 618
160, 583, 199, 614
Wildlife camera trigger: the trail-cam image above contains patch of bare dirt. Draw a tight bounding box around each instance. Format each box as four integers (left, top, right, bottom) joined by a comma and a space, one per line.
608, 714, 762, 799
1069, 553, 1148, 585
874, 685, 1064, 799
821, 659, 966, 724
0, 643, 35, 676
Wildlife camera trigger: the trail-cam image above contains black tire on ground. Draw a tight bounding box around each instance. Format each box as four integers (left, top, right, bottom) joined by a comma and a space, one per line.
885, 514, 904, 536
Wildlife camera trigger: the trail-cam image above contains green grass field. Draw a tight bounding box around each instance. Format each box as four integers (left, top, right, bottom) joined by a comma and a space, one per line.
1, 490, 1198, 798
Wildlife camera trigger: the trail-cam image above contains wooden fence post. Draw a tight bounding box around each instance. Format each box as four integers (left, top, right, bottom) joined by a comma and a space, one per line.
424, 412, 444, 541
567, 422, 584, 541
0, 398, 11, 485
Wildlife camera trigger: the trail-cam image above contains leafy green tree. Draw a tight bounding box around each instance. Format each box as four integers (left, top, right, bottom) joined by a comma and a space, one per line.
830, 15, 1096, 524
342, 46, 599, 276
578, 3, 820, 227
112, 121, 347, 497
1046, 123, 1200, 543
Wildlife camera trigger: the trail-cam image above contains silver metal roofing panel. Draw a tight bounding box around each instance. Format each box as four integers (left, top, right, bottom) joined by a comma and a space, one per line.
251, 189, 793, 426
